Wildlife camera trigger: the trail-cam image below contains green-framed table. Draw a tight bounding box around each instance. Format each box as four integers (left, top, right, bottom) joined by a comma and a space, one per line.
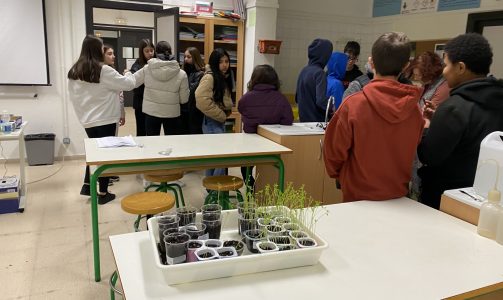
85, 133, 292, 282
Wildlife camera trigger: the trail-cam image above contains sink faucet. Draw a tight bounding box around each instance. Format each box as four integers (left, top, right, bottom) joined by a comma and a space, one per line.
325, 96, 334, 124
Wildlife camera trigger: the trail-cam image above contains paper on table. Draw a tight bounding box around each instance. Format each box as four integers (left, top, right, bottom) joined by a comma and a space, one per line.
96, 135, 137, 148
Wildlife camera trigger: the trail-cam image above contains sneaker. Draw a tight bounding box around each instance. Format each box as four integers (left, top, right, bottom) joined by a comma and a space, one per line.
110, 176, 120, 182
80, 184, 91, 196
98, 192, 116, 205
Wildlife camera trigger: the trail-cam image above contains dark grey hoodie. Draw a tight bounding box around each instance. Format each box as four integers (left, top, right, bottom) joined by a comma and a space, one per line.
295, 39, 333, 122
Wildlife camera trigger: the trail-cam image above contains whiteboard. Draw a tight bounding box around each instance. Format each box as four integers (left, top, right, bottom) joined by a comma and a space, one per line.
0, 0, 50, 85
483, 25, 503, 78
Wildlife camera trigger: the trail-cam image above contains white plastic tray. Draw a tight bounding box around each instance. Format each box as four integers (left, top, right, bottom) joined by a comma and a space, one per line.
147, 208, 329, 285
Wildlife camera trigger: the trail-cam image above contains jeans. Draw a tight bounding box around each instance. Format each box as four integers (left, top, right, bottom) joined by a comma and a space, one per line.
134, 109, 146, 136
202, 116, 227, 177
84, 123, 117, 193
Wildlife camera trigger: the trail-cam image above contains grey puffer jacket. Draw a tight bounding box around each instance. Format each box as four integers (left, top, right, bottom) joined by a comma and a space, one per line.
134, 58, 189, 118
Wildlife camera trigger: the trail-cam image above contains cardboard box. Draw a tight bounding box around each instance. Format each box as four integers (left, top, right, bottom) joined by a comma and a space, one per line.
440, 188, 481, 225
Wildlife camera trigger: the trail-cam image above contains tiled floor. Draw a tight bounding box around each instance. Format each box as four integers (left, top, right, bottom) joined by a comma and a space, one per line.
0, 107, 244, 299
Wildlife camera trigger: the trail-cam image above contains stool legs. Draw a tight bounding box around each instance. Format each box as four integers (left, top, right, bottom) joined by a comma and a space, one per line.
110, 270, 122, 299
145, 182, 185, 208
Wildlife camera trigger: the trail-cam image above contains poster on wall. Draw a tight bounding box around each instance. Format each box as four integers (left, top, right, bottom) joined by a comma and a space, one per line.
437, 0, 480, 12
401, 0, 437, 14
373, 0, 402, 17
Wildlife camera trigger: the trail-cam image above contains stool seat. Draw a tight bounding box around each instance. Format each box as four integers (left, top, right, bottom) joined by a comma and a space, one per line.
121, 191, 175, 215
203, 175, 244, 191
144, 171, 183, 183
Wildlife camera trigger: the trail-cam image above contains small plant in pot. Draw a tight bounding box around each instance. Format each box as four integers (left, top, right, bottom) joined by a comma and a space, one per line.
223, 240, 245, 256
268, 235, 294, 251
257, 217, 275, 229
217, 247, 238, 258
187, 240, 204, 262
282, 223, 301, 233
164, 232, 190, 265
256, 241, 279, 253
266, 224, 285, 237
288, 230, 309, 240
195, 248, 218, 261
237, 201, 258, 216
274, 216, 291, 225
238, 212, 257, 237
296, 237, 318, 248
244, 229, 265, 253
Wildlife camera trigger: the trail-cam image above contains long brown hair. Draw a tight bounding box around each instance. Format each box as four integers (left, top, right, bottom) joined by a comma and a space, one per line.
416, 51, 444, 83
138, 38, 155, 66
183, 47, 205, 72
67, 35, 104, 83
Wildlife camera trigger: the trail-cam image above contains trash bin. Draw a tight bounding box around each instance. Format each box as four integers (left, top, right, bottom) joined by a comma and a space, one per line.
24, 133, 55, 166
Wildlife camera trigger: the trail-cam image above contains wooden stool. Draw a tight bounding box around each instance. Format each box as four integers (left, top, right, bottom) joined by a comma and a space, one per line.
144, 170, 185, 208
202, 175, 244, 210
111, 191, 175, 299
121, 191, 175, 232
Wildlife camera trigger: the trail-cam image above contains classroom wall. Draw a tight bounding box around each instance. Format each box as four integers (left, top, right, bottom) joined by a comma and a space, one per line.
275, 0, 375, 93
372, 0, 503, 41
0, 0, 87, 160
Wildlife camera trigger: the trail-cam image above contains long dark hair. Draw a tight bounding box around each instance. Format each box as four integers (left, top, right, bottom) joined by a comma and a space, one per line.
183, 47, 205, 72
67, 35, 104, 83
247, 64, 280, 91
208, 48, 232, 105
138, 38, 155, 66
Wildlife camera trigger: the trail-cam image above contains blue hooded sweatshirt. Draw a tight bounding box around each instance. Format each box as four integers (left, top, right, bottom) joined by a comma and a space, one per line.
295, 39, 333, 122
326, 52, 348, 111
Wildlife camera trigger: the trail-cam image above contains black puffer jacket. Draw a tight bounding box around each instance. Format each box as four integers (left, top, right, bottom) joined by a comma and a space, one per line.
418, 77, 503, 188
185, 68, 205, 134
130, 60, 145, 111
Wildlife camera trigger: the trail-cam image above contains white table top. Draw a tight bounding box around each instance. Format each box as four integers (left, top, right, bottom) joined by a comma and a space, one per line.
0, 122, 27, 140
259, 123, 325, 136
85, 133, 292, 165
110, 198, 503, 300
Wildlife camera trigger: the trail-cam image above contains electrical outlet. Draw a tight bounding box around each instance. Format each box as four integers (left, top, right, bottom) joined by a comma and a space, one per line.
63, 137, 71, 145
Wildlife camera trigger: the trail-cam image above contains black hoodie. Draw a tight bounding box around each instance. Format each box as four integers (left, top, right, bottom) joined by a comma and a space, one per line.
418, 77, 503, 193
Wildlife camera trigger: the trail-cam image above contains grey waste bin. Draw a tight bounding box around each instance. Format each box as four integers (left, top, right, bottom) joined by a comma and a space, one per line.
24, 133, 55, 166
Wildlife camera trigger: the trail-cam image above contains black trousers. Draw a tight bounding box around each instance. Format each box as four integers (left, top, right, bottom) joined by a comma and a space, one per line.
420, 180, 470, 210
84, 123, 117, 193
134, 109, 146, 137
145, 114, 181, 136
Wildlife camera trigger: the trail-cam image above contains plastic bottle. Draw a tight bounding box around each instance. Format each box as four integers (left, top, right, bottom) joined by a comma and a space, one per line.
495, 210, 503, 245
0, 110, 10, 123
477, 189, 502, 239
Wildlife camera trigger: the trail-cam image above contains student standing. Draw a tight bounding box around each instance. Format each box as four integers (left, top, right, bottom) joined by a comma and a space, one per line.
130, 39, 155, 136
182, 47, 206, 134
68, 35, 136, 204
418, 33, 503, 209
195, 48, 233, 177
342, 41, 363, 90
323, 32, 424, 202
326, 52, 348, 111
134, 41, 189, 136
295, 38, 333, 122
238, 65, 294, 189
103, 44, 124, 184
412, 51, 450, 109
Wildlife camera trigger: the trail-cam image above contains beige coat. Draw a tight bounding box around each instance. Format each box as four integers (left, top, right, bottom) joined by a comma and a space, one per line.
195, 72, 233, 123
134, 58, 189, 118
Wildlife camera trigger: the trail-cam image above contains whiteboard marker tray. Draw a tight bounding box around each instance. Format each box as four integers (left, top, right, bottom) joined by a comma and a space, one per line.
147, 208, 328, 285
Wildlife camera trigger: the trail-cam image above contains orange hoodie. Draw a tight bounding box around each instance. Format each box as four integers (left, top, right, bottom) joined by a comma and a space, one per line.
323, 79, 424, 202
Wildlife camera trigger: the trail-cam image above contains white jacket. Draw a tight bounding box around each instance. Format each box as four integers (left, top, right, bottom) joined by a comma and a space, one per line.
134, 58, 189, 118
68, 65, 136, 128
